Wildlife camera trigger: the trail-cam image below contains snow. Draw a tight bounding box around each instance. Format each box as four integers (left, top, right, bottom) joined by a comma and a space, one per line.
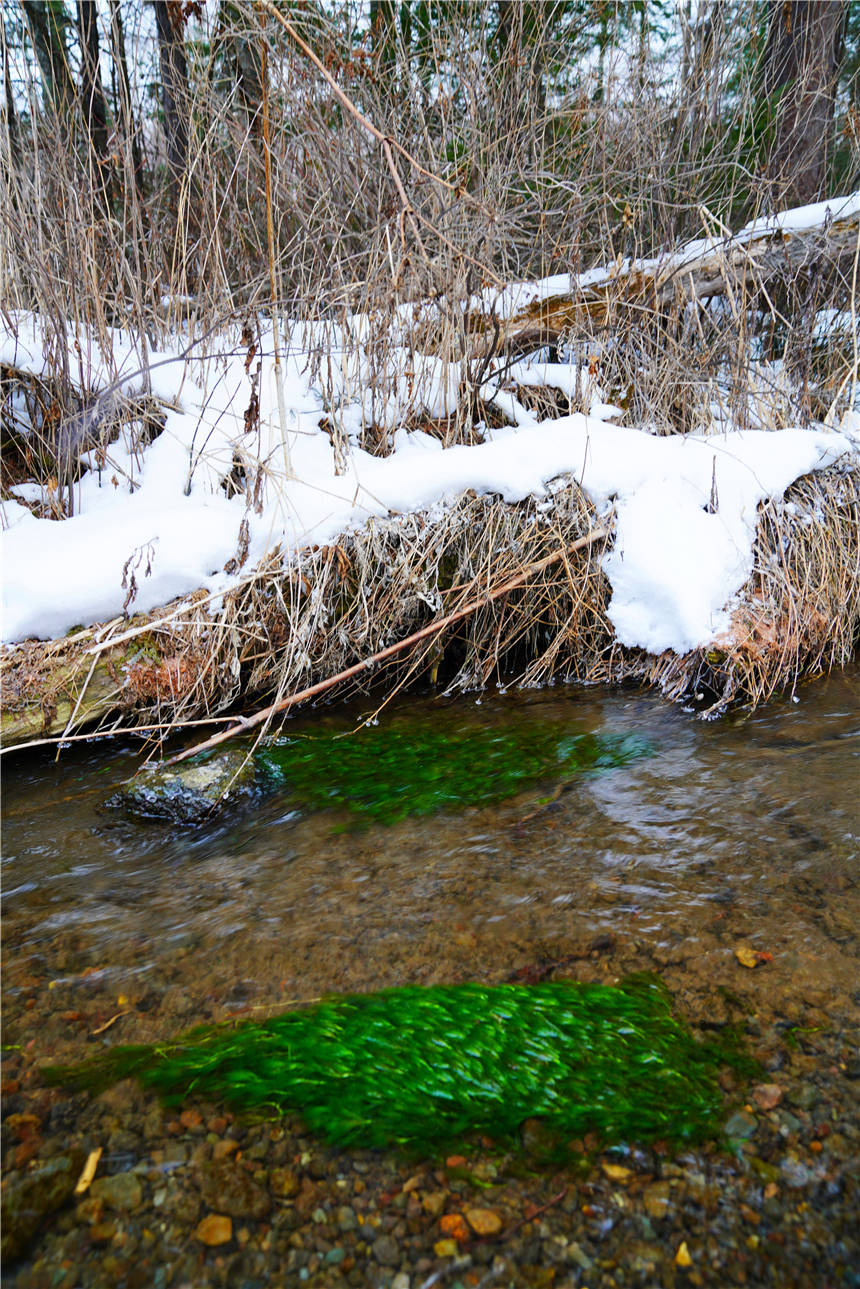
2, 191, 857, 657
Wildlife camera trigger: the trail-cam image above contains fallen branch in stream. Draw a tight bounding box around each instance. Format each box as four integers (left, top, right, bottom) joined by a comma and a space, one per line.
163, 521, 612, 767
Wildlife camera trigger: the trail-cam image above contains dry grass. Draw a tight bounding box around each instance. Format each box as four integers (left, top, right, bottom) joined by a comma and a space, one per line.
641, 461, 860, 715
3, 459, 857, 749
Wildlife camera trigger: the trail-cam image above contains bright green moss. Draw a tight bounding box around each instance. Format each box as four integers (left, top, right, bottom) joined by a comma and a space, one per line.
47, 977, 747, 1153
256, 720, 648, 827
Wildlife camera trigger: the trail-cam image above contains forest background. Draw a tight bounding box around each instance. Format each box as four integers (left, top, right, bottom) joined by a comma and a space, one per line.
3, 0, 858, 426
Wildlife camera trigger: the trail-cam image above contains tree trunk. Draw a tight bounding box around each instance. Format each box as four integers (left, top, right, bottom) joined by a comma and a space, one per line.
215, 1, 264, 134
109, 0, 144, 193
3, 29, 21, 165
448, 203, 860, 360
760, 0, 846, 206
153, 0, 193, 285
22, 0, 76, 118
77, 0, 110, 202
370, 0, 397, 70
154, 0, 189, 195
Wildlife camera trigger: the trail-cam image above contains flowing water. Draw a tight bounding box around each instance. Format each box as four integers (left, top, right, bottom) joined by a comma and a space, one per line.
2, 671, 858, 1288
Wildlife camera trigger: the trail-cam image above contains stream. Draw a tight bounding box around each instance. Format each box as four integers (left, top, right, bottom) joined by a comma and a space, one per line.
2, 671, 858, 1289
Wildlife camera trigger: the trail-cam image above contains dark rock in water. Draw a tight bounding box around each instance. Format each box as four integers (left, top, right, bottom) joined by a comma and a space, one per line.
89, 1171, 143, 1213
193, 1160, 271, 1220
1, 1150, 86, 1262
724, 1109, 758, 1140
108, 751, 255, 823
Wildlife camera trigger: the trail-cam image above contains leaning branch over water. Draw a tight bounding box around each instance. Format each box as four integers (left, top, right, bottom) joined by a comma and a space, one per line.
164, 521, 613, 765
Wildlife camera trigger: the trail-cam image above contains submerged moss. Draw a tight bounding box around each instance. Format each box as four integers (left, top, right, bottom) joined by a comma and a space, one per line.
257, 719, 648, 827
46, 977, 748, 1154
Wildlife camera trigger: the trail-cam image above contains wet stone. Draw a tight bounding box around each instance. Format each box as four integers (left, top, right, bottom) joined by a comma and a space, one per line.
641, 1180, 671, 1220
109, 751, 255, 824
194, 1213, 233, 1246
1, 1150, 85, 1262
194, 1160, 271, 1220
372, 1234, 401, 1266
565, 1242, 593, 1271
166, 1188, 201, 1225
270, 1166, 300, 1198
752, 1083, 783, 1111
337, 1205, 358, 1231
724, 1110, 757, 1139
792, 1082, 820, 1111
90, 1171, 144, 1212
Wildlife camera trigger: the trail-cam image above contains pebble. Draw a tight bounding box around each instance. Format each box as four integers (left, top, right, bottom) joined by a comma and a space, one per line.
780, 1155, 813, 1188
212, 1139, 241, 1162
337, 1204, 358, 1231
421, 1190, 448, 1217
724, 1110, 757, 1139
752, 1083, 783, 1111
194, 1160, 271, 1220
1, 1152, 85, 1262
566, 1241, 593, 1270
792, 1082, 820, 1111
440, 1213, 469, 1242
269, 1165, 300, 1197
90, 1171, 144, 1213
464, 1207, 503, 1236
675, 1240, 693, 1268
193, 1213, 233, 1246
372, 1233, 400, 1265
640, 1181, 670, 1220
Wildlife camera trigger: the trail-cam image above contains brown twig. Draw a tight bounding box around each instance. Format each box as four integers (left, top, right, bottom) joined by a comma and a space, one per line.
494, 1188, 568, 1242
89, 1011, 130, 1036
163, 520, 611, 766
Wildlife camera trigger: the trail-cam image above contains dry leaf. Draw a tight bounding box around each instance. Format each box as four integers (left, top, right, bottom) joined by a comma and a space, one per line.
675, 1241, 693, 1267
74, 1147, 103, 1195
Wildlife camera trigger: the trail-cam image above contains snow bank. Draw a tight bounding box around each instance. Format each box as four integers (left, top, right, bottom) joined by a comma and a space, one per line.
2, 322, 849, 654
2, 191, 856, 657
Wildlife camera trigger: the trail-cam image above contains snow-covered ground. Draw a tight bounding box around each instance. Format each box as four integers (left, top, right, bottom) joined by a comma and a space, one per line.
2, 194, 857, 657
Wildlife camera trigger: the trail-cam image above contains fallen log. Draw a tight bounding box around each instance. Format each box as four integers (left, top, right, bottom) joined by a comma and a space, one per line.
461, 205, 860, 357
1, 640, 126, 748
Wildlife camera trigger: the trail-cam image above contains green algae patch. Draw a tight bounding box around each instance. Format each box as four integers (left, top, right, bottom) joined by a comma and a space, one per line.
256, 720, 648, 827
46, 977, 747, 1154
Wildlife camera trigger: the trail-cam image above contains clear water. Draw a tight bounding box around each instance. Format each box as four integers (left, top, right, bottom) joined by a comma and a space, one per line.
2, 671, 858, 1034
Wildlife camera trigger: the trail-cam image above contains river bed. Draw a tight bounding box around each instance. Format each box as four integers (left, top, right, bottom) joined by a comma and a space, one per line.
2, 672, 858, 1288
